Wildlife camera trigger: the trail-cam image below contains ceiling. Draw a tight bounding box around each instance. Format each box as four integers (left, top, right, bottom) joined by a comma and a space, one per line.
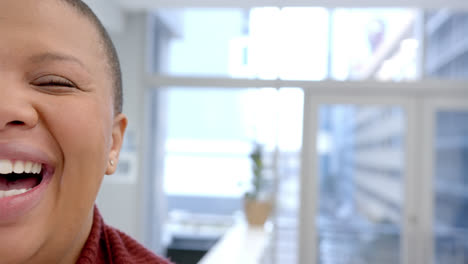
85, 0, 468, 34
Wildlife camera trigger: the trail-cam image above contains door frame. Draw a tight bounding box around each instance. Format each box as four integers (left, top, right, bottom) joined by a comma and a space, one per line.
299, 82, 468, 264
420, 97, 468, 264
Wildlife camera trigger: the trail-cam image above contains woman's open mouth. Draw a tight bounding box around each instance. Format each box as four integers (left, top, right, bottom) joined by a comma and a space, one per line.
0, 156, 54, 224
0, 160, 44, 198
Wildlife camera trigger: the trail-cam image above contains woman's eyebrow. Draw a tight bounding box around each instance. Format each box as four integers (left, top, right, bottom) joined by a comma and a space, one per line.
28, 52, 89, 73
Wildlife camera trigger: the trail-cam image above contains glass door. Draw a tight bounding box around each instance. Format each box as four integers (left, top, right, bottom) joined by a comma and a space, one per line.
299, 93, 417, 264
429, 100, 468, 264
317, 104, 404, 264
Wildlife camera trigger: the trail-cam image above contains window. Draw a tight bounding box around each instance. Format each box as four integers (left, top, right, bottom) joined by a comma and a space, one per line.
146, 6, 468, 264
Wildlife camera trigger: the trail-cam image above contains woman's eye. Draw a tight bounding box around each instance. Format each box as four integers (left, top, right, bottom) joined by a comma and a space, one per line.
32, 75, 76, 89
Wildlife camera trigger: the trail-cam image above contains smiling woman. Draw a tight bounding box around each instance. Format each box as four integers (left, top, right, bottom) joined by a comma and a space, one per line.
0, 0, 170, 263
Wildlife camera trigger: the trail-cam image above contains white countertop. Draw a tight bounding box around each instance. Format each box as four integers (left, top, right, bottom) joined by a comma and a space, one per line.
197, 221, 269, 264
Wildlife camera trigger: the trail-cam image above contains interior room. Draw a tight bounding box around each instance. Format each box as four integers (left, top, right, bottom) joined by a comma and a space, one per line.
87, 0, 468, 263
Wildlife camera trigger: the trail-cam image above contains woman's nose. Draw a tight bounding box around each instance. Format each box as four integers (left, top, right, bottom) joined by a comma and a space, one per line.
0, 87, 39, 131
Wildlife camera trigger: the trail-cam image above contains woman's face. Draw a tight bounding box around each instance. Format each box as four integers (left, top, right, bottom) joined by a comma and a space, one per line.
0, 0, 126, 262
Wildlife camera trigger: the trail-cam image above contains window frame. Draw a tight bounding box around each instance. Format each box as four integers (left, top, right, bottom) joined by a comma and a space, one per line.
142, 4, 468, 263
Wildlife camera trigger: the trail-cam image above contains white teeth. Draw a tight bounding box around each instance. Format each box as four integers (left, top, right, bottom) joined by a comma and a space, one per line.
32, 163, 41, 174
0, 160, 13, 174
0, 188, 31, 198
0, 160, 42, 174
13, 161, 25, 173
25, 161, 33, 173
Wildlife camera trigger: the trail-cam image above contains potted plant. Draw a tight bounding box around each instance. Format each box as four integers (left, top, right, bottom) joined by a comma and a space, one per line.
243, 143, 273, 226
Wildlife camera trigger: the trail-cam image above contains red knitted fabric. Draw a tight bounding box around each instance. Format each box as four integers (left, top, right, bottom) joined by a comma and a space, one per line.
76, 207, 172, 264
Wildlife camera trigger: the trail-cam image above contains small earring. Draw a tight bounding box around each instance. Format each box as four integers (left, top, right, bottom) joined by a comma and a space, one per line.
109, 160, 115, 166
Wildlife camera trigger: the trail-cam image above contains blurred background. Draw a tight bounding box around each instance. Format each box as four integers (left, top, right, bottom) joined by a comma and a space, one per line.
86, 1, 468, 263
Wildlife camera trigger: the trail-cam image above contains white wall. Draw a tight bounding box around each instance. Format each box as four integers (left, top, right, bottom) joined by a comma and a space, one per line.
87, 3, 178, 253
83, 0, 125, 33
95, 12, 149, 244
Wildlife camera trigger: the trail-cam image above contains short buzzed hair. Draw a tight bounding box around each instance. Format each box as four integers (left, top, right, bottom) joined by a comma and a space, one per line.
60, 0, 123, 114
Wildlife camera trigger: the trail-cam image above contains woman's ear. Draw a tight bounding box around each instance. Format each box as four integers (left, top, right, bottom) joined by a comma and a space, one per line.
106, 113, 128, 175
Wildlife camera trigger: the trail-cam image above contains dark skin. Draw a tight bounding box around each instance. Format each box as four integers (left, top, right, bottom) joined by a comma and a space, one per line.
0, 0, 127, 263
